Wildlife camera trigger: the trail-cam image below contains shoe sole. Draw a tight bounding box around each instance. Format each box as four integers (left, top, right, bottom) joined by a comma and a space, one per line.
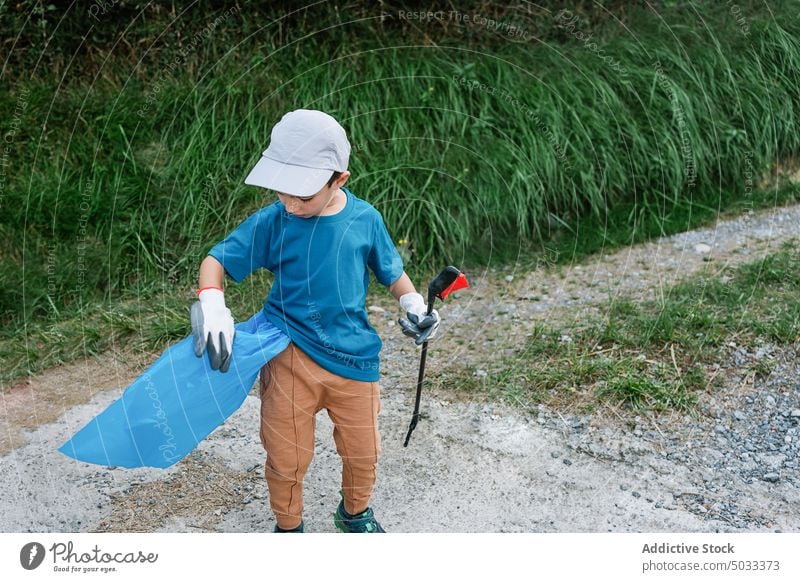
333, 511, 349, 533
333, 511, 385, 533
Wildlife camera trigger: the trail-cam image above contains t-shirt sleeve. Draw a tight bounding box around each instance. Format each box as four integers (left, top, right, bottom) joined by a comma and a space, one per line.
207, 208, 272, 284
368, 212, 404, 286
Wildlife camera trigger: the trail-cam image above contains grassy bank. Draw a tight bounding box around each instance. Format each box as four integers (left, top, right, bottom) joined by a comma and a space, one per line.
1, 1, 799, 385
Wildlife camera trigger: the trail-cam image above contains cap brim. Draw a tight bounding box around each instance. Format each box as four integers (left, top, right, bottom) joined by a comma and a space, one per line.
244, 156, 333, 197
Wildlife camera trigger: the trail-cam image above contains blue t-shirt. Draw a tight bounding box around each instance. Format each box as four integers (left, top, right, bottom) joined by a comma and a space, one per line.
207, 186, 404, 381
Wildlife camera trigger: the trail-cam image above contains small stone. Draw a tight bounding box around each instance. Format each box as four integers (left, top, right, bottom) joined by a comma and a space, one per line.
551, 451, 560, 459
734, 411, 746, 421
763, 473, 780, 483
694, 243, 712, 254
791, 409, 800, 418
631, 491, 641, 498
563, 459, 572, 466
368, 305, 385, 313
504, 275, 514, 282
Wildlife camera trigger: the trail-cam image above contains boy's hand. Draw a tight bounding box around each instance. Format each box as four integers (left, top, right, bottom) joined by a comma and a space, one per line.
191, 288, 235, 372
398, 292, 440, 345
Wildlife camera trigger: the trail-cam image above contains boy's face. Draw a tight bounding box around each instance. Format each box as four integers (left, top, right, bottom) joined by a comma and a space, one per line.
275, 171, 350, 218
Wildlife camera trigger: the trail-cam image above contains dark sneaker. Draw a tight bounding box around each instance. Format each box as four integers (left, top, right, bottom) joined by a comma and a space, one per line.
274, 521, 304, 533
333, 499, 386, 533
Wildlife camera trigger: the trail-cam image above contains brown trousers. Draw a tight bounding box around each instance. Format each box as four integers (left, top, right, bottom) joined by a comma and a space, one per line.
259, 342, 381, 530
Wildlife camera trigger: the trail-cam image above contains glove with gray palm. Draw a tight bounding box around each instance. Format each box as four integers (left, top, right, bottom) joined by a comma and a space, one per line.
398, 292, 440, 345
191, 288, 235, 372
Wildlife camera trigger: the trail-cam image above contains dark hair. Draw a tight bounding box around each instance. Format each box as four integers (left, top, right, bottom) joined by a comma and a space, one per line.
326, 171, 343, 187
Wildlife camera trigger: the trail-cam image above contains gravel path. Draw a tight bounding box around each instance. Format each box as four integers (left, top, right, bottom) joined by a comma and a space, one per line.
1, 203, 798, 533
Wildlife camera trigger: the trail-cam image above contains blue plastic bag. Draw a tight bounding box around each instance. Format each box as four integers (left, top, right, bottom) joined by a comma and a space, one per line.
58, 310, 290, 469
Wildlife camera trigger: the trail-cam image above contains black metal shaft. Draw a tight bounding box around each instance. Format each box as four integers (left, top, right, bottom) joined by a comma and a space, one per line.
403, 340, 428, 447
403, 292, 437, 447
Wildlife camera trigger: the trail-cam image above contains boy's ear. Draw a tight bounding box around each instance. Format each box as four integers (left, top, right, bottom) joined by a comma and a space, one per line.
336, 170, 350, 187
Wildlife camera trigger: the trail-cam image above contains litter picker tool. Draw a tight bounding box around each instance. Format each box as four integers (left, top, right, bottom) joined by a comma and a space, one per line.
403, 266, 469, 447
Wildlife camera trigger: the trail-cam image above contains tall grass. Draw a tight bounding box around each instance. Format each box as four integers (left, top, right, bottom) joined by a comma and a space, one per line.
1, 1, 799, 334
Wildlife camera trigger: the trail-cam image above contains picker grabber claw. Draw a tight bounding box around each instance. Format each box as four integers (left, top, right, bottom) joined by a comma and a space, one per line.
403, 266, 469, 447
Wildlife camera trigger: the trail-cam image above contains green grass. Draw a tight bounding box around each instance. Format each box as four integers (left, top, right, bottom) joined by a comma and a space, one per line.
602, 242, 800, 349
435, 240, 800, 413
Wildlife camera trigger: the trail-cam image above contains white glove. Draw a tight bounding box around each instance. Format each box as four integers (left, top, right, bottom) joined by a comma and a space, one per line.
191, 288, 235, 372
398, 292, 440, 345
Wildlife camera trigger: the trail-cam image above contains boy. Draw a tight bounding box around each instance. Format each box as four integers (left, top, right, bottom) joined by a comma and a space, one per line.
193, 109, 440, 532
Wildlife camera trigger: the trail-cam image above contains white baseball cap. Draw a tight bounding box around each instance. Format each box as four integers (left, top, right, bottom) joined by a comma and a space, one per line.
244, 109, 351, 197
